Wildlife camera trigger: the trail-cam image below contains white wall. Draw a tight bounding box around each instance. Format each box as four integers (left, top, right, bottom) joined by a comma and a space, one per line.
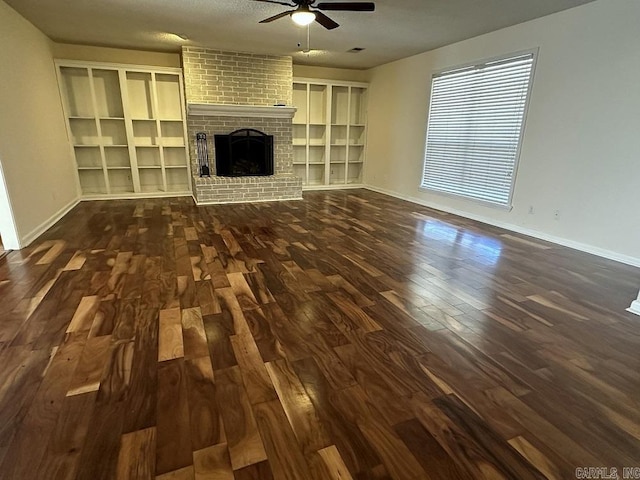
364, 0, 640, 266
52, 42, 181, 68
0, 1, 78, 247
293, 64, 370, 82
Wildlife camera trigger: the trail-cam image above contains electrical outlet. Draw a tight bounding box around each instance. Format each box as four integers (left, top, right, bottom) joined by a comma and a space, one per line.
554, 210, 560, 220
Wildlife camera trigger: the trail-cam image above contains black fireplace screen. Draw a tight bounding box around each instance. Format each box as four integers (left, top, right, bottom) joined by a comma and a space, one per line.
214, 128, 274, 177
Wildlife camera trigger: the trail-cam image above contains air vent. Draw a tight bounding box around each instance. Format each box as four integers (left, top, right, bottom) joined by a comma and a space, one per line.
348, 47, 365, 53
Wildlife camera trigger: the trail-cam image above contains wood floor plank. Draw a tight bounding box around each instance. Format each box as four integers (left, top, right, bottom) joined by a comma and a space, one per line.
203, 313, 238, 370
214, 366, 267, 471
182, 307, 209, 360
243, 307, 284, 363
1, 191, 638, 479
193, 443, 234, 480
216, 287, 251, 337
75, 396, 126, 480
394, 418, 473, 480
117, 427, 157, 480
66, 334, 112, 396
196, 280, 222, 316
227, 272, 261, 312
0, 335, 86, 479
158, 307, 184, 362
32, 391, 97, 479
122, 305, 159, 433
331, 385, 427, 480
230, 333, 278, 405
316, 445, 355, 480
252, 400, 313, 480
336, 343, 417, 425
66, 295, 100, 333
507, 435, 564, 480
244, 269, 276, 305
232, 460, 274, 480
265, 359, 332, 455
433, 394, 546, 480
156, 465, 195, 480
326, 291, 382, 333
185, 356, 226, 451
292, 357, 383, 478
156, 359, 192, 475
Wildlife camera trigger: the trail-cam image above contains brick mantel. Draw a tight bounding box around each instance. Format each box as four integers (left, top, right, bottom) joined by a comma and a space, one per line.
188, 103, 296, 119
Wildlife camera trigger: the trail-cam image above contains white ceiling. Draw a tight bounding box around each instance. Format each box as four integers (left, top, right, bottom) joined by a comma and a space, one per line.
6, 0, 595, 69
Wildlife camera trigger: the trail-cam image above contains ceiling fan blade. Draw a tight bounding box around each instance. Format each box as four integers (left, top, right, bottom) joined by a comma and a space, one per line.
316, 2, 375, 11
253, 0, 296, 6
313, 10, 340, 29
259, 10, 294, 23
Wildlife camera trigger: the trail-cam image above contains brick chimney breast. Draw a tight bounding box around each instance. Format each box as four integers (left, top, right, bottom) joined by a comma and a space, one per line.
182, 47, 301, 204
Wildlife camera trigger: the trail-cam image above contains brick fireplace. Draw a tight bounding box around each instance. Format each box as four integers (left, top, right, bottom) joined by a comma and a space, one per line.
182, 47, 302, 204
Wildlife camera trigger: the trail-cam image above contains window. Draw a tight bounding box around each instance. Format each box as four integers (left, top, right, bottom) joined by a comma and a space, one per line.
421, 52, 535, 207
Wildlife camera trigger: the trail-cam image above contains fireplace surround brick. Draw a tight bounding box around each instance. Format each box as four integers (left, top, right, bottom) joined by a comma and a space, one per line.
182, 47, 292, 106
187, 116, 293, 176
182, 47, 301, 204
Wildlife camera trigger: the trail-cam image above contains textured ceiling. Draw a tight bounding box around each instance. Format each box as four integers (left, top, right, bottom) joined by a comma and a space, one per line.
5, 0, 596, 69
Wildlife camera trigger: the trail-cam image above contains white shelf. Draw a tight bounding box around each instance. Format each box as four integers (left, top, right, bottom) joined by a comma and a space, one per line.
57, 61, 191, 197
292, 78, 367, 187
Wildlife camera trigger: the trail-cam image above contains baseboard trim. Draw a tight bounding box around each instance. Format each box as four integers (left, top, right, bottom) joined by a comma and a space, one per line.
19, 196, 81, 248
365, 185, 640, 268
194, 196, 303, 206
80, 192, 193, 201
302, 184, 365, 191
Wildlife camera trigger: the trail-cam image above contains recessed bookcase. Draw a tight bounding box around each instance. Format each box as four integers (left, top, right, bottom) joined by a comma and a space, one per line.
56, 61, 191, 198
292, 78, 367, 189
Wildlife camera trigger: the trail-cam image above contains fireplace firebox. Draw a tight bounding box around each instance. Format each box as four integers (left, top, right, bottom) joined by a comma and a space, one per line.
214, 128, 274, 177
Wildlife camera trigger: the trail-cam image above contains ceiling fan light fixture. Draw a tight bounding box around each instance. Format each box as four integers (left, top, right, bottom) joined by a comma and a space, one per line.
291, 9, 316, 26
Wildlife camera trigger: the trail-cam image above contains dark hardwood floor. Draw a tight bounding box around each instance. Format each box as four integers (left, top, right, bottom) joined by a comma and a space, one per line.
0, 189, 638, 480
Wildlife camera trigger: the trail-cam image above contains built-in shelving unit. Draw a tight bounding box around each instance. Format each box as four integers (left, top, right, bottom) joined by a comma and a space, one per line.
292, 78, 367, 189
56, 61, 191, 198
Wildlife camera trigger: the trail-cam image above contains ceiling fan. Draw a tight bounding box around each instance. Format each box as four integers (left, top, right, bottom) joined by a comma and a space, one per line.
254, 0, 375, 30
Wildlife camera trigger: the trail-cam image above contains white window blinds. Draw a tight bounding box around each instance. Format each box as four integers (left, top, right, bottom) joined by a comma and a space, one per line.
421, 53, 535, 206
